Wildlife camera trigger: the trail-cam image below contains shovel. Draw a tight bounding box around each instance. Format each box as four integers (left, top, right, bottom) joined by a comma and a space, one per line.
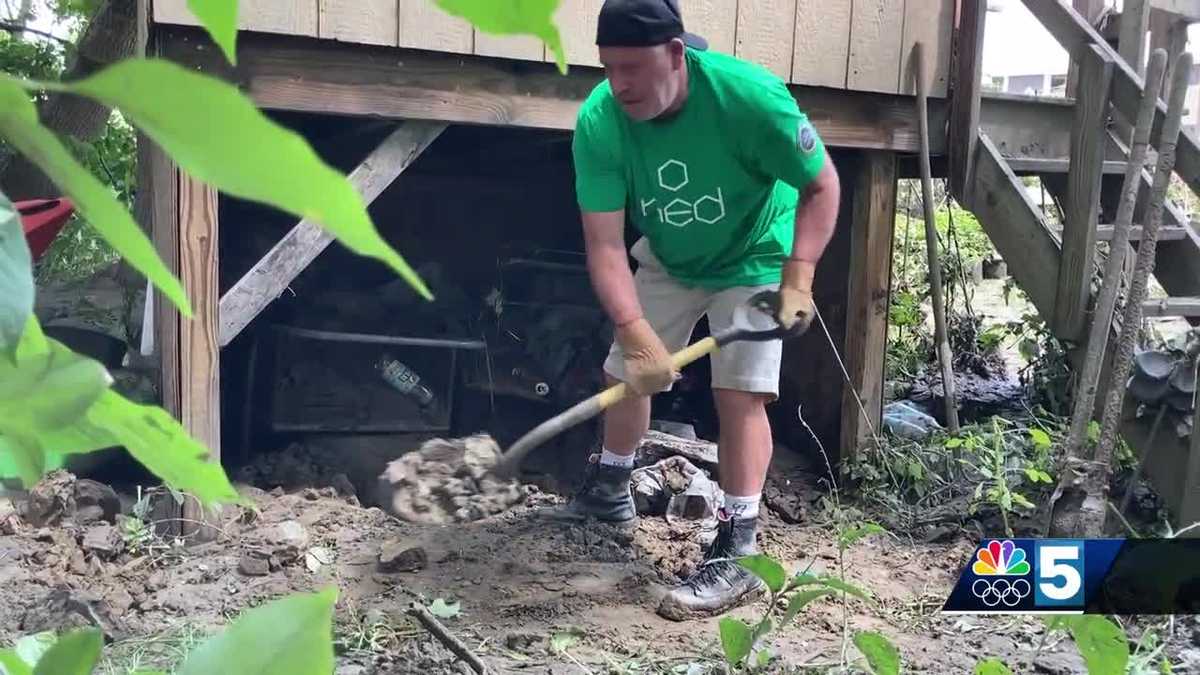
488, 289, 809, 479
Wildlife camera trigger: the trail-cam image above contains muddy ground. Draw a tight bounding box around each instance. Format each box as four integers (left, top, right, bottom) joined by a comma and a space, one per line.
2, 454, 1197, 675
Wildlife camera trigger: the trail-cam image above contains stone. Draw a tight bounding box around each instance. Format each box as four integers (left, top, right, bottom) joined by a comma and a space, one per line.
82, 524, 122, 558
266, 520, 309, 560
105, 587, 135, 615
73, 479, 120, 524
238, 554, 271, 577
378, 541, 427, 573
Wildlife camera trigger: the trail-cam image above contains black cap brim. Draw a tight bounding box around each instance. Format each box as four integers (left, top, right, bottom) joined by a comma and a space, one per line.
682, 31, 707, 50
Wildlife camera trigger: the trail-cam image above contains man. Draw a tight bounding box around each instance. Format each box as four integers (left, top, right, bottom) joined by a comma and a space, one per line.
545, 0, 841, 620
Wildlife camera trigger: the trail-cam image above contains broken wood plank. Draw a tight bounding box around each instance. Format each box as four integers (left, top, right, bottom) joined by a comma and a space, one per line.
840, 150, 896, 461
217, 121, 447, 347
1055, 43, 1114, 341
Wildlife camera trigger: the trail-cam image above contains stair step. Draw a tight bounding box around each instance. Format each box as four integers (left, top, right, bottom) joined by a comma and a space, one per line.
1141, 297, 1200, 318
1096, 225, 1191, 241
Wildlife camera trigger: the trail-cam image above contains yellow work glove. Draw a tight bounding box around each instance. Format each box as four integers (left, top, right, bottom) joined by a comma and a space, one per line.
614, 317, 677, 396
777, 259, 816, 332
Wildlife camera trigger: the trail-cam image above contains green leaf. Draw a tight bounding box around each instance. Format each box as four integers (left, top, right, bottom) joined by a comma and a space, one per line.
945, 437, 964, 449
0, 76, 192, 317
0, 648, 34, 675
781, 589, 836, 626
177, 587, 337, 675
757, 649, 772, 668
1011, 492, 1035, 510
187, 0, 238, 65
0, 191, 33, 360
736, 554, 787, 594
853, 631, 900, 675
84, 391, 243, 508
13, 632, 55, 668
427, 598, 461, 620
819, 576, 872, 602
550, 631, 580, 654
32, 628, 102, 675
1029, 429, 1052, 449
718, 618, 754, 666
840, 522, 886, 549
433, 0, 567, 74
0, 338, 112, 431
974, 658, 1013, 675
1066, 615, 1128, 675
46, 59, 430, 302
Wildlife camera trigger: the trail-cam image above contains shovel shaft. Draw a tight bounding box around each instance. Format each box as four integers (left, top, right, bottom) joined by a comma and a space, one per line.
491, 336, 721, 478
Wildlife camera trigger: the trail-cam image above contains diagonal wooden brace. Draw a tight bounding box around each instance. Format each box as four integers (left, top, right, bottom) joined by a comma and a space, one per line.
217, 120, 447, 347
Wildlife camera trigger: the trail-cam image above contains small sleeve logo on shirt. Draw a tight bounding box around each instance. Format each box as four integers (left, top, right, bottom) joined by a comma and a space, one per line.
798, 123, 818, 154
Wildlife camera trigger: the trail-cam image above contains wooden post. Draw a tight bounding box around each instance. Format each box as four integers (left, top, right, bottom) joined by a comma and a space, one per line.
1067, 0, 1108, 98
1149, 9, 1189, 103
1055, 43, 1114, 341
1119, 0, 1152, 77
178, 172, 221, 541
840, 151, 896, 465
916, 41, 959, 433
949, 0, 985, 208
1182, 379, 1200, 535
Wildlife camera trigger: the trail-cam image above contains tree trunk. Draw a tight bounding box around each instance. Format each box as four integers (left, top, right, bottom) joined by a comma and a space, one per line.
0, 0, 137, 200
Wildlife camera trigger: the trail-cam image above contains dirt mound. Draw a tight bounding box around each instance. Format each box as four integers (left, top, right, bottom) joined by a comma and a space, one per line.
375, 434, 531, 524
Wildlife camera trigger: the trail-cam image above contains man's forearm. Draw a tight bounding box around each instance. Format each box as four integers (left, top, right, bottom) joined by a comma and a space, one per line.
790, 159, 840, 262
587, 243, 643, 327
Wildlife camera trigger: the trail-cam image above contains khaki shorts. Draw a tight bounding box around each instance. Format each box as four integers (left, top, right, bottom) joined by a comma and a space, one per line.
603, 238, 783, 398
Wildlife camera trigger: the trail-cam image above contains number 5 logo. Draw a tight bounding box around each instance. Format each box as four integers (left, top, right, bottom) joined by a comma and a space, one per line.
1035, 541, 1085, 607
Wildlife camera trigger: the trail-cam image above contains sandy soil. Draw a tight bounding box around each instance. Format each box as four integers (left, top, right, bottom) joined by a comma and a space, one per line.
3, 459, 1196, 675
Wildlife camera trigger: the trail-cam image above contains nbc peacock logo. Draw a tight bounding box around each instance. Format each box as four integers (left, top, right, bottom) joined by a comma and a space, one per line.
970, 540, 1032, 608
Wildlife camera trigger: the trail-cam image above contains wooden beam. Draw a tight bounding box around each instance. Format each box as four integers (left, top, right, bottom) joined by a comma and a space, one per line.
1150, 10, 1189, 102
178, 172, 220, 541
1183, 392, 1200, 533
1119, 0, 1152, 77
217, 121, 447, 347
1150, 0, 1200, 22
1021, 0, 1200, 203
1097, 224, 1190, 241
156, 27, 950, 154
970, 133, 1063, 319
840, 151, 896, 466
1140, 297, 1200, 316
949, 0, 985, 206
1006, 158, 1128, 174
1055, 43, 1114, 340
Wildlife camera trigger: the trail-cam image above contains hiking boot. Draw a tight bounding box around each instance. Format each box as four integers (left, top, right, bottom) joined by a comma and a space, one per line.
657, 510, 766, 620
540, 454, 637, 526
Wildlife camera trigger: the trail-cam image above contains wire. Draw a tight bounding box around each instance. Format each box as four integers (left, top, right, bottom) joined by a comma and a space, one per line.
812, 301, 885, 450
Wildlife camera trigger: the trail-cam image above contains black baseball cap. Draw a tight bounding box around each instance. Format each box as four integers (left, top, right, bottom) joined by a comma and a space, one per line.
595, 0, 708, 50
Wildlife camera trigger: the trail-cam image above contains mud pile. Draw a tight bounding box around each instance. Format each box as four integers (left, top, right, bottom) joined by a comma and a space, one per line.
376, 434, 531, 524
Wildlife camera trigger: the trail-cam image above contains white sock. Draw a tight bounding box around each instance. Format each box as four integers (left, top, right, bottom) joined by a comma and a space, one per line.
599, 448, 635, 468
724, 493, 761, 520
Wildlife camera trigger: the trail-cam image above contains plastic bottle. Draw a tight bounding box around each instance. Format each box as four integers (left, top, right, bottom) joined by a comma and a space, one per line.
377, 355, 436, 409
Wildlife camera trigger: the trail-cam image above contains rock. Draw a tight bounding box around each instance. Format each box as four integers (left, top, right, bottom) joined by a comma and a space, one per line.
378, 542, 427, 573
763, 483, 806, 524
329, 473, 357, 500
378, 435, 525, 524
82, 524, 122, 558
68, 549, 89, 576
238, 554, 271, 577
637, 430, 718, 469
16, 470, 76, 527
266, 520, 309, 559
631, 456, 721, 523
74, 479, 120, 524
105, 587, 135, 615
649, 419, 697, 440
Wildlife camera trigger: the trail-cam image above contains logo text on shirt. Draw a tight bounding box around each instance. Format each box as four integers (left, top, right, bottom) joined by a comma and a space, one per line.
640, 159, 726, 228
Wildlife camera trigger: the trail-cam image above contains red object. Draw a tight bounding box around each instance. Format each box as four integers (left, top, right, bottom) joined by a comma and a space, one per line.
17, 198, 75, 261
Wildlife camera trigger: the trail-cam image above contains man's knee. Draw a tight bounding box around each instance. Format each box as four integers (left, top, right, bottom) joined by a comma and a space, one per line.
713, 388, 772, 415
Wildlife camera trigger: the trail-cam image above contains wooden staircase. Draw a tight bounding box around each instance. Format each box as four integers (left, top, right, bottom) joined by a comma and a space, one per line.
951, 0, 1200, 529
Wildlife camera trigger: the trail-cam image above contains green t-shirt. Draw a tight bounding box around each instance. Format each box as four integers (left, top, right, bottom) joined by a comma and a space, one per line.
572, 47, 828, 289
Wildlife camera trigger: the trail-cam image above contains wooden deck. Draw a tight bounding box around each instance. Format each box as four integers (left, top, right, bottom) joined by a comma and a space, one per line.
151, 0, 956, 96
